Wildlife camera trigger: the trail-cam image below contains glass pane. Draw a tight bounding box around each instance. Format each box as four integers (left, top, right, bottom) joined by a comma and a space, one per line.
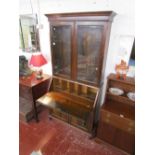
51, 25, 71, 77
77, 25, 103, 83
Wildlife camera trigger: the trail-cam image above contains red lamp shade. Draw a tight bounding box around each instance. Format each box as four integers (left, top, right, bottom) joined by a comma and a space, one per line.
30, 53, 47, 67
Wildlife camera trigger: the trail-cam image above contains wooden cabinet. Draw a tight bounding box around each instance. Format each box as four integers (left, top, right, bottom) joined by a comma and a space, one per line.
37, 76, 99, 132
19, 73, 51, 122
46, 11, 116, 86
97, 74, 135, 154
36, 12, 115, 133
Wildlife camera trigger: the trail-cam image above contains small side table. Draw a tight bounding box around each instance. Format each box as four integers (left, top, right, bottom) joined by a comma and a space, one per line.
19, 73, 51, 122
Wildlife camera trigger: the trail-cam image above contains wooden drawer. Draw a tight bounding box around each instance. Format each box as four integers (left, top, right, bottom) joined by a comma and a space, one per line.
69, 115, 87, 131
32, 79, 50, 99
101, 109, 134, 134
50, 108, 69, 122
19, 84, 32, 100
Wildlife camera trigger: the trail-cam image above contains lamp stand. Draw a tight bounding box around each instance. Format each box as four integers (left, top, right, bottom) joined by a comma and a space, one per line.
35, 68, 43, 80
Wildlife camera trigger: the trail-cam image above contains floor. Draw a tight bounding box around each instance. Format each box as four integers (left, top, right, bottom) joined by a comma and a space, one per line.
20, 109, 128, 155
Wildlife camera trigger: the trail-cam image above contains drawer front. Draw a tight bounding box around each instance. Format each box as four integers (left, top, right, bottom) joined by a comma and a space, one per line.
69, 115, 87, 131
101, 109, 135, 134
50, 108, 69, 122
19, 85, 32, 100
32, 79, 50, 100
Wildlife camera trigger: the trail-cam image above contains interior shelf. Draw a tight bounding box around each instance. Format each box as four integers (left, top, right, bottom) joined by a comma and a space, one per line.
52, 76, 98, 102
106, 92, 135, 106
108, 74, 135, 85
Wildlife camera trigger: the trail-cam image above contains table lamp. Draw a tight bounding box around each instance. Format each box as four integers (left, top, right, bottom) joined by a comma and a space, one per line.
30, 52, 47, 79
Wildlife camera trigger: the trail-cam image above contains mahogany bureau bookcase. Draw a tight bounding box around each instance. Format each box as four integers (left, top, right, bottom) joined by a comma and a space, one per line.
19, 73, 51, 122
36, 11, 116, 133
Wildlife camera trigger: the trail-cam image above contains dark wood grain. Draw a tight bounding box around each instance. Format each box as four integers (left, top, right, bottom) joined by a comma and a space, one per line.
19, 73, 51, 122
43, 12, 116, 135
36, 76, 99, 132
97, 74, 135, 154
45, 11, 116, 22
46, 11, 116, 86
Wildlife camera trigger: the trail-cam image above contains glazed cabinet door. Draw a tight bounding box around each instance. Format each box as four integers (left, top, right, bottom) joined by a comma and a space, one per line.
50, 22, 73, 78
76, 22, 105, 85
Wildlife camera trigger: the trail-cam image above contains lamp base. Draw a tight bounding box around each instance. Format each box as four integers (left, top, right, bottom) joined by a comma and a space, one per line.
35, 69, 43, 80
36, 75, 43, 80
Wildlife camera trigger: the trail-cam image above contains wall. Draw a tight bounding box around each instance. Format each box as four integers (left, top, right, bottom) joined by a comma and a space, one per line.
19, 0, 134, 104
